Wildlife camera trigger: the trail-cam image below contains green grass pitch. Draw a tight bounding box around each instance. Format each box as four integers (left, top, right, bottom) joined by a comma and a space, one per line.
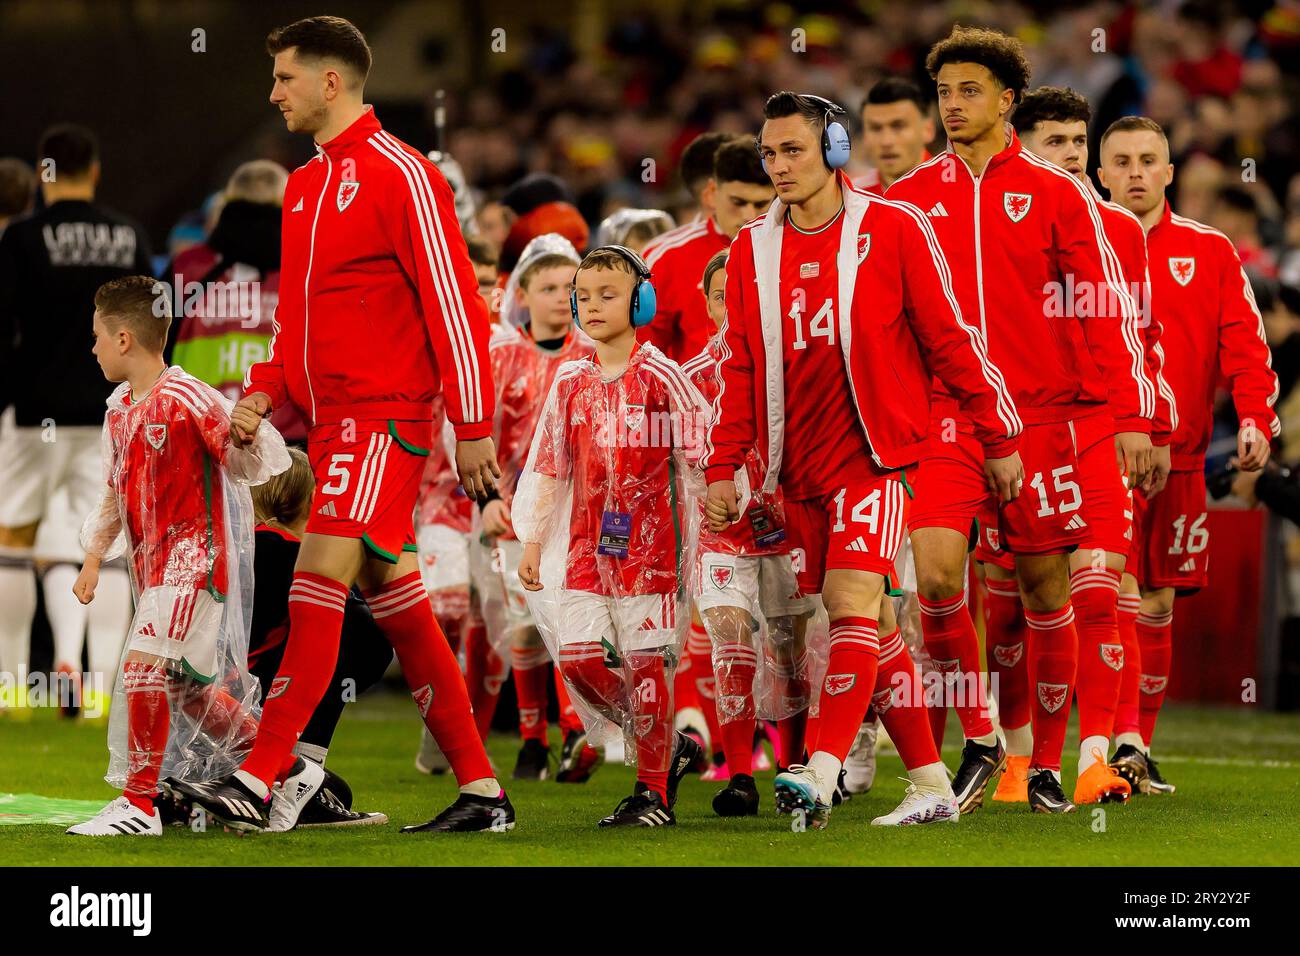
3, 693, 1297, 866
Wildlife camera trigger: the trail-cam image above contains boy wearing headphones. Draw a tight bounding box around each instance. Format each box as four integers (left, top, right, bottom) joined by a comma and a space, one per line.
515, 246, 711, 828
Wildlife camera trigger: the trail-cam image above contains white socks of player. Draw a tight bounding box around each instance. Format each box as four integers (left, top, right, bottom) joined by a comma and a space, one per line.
1079, 734, 1110, 778
460, 777, 503, 798
0, 555, 36, 699
1115, 731, 1144, 751
807, 751, 842, 803
234, 769, 271, 800
908, 760, 954, 797
1004, 722, 1033, 757
294, 742, 329, 765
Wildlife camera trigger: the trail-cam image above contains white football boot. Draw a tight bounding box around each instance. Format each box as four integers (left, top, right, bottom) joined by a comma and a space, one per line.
66, 796, 163, 836
269, 758, 327, 832
871, 781, 960, 826
843, 719, 879, 794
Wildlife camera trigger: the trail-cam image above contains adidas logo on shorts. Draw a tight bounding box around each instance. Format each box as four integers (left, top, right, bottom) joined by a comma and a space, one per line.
1064, 514, 1088, 532
1179, 558, 1196, 573
845, 536, 870, 553
318, 501, 338, 517
136, 623, 157, 638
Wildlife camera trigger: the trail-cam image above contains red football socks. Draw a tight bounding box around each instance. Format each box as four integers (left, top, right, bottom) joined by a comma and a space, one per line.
1071, 567, 1123, 742
813, 617, 879, 760
123, 659, 170, 813
714, 640, 758, 775
686, 620, 723, 757
872, 628, 939, 770
918, 591, 993, 739
365, 572, 493, 786
1113, 592, 1143, 738
1024, 603, 1079, 772
1136, 608, 1173, 747
554, 667, 584, 736
983, 576, 1031, 734
558, 643, 671, 800
241, 571, 348, 786
464, 616, 505, 741
510, 645, 551, 742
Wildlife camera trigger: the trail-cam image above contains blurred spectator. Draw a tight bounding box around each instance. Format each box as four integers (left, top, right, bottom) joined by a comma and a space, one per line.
0, 123, 149, 704
0, 158, 36, 234
167, 159, 304, 443
1209, 185, 1278, 278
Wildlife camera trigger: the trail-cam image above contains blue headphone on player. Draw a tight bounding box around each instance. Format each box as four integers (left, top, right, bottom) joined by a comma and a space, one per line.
759, 93, 852, 172
569, 244, 658, 328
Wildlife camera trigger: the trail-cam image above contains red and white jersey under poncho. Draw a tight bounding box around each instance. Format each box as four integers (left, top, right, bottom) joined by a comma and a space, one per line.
513, 341, 709, 597
682, 333, 790, 556
81, 366, 290, 594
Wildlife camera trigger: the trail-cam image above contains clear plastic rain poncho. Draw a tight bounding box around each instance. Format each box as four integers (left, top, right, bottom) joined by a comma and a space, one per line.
512, 342, 709, 766
686, 336, 821, 724
80, 367, 290, 789
472, 235, 592, 657
593, 208, 676, 250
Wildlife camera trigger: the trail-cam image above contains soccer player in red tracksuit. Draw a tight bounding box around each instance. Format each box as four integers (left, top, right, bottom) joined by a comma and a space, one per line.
1098, 115, 1279, 796
175, 16, 514, 834
704, 91, 1024, 830
1008, 87, 1180, 805
887, 27, 1158, 815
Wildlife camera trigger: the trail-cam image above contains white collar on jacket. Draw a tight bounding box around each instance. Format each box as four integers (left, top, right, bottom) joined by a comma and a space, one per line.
743, 179, 878, 491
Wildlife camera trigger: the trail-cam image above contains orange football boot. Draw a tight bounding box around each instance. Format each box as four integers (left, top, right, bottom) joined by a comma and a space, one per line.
1073, 747, 1132, 804
992, 753, 1030, 802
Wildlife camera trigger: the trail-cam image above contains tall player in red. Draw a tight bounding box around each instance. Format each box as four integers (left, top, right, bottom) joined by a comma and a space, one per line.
175, 17, 511, 834
888, 27, 1156, 814
704, 91, 1023, 829
1099, 116, 1278, 795
1011, 87, 1179, 804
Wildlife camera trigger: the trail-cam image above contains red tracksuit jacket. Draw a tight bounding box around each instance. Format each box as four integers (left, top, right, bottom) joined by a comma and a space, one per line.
643, 217, 729, 364
244, 107, 493, 436
887, 130, 1155, 434
1145, 201, 1279, 470
1063, 187, 1180, 445
703, 175, 1022, 491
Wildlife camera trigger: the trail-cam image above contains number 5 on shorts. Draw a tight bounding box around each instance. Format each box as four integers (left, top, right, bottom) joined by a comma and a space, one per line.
322, 453, 354, 496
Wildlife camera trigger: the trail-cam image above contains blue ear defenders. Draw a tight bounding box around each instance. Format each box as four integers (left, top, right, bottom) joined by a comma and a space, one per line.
569, 244, 658, 328
758, 93, 852, 173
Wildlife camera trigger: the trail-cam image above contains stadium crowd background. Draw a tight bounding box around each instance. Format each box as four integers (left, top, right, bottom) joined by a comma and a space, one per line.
2, 0, 1299, 710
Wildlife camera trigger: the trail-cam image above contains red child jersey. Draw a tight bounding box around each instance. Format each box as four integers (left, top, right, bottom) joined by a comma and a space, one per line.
100, 367, 235, 593
887, 131, 1155, 434
683, 334, 789, 556
775, 210, 876, 499
1144, 201, 1279, 470
489, 323, 594, 503
523, 342, 708, 597
415, 395, 472, 533
643, 218, 730, 364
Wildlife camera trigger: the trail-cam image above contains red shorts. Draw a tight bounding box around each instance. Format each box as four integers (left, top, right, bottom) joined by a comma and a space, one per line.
1130, 470, 1209, 593
783, 468, 912, 595
974, 411, 1129, 569
305, 419, 432, 563
1072, 411, 1133, 559
912, 419, 1086, 558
